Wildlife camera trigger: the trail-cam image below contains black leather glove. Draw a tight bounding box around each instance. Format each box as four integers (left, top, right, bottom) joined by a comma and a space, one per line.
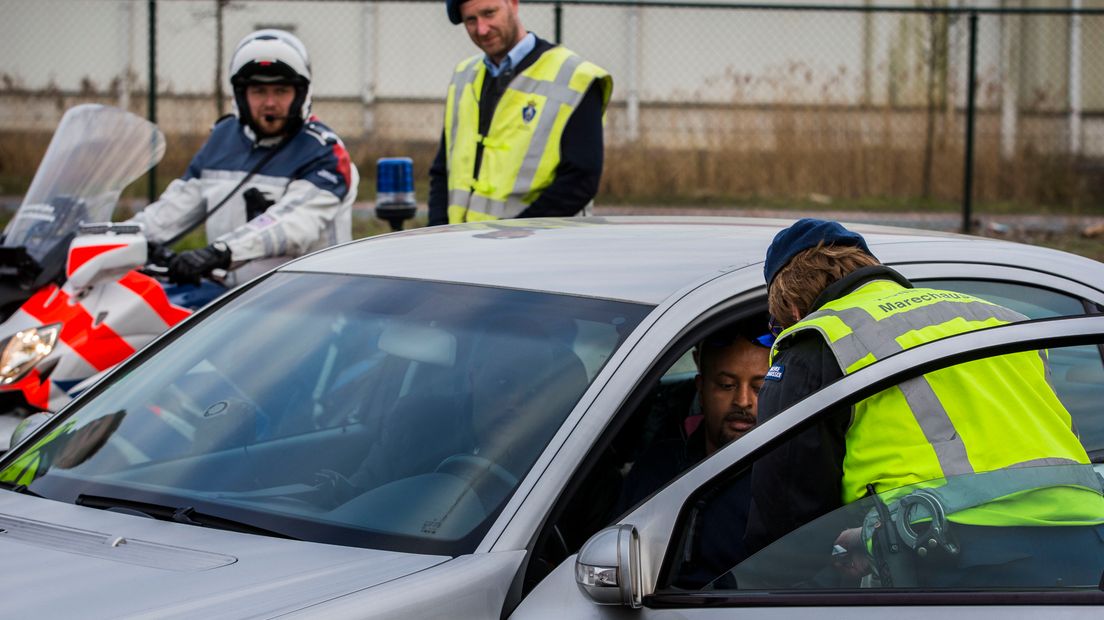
147, 241, 176, 268
167, 242, 231, 285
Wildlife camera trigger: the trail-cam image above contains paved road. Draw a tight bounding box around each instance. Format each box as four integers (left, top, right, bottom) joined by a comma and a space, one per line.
344, 202, 1104, 236
591, 205, 1104, 236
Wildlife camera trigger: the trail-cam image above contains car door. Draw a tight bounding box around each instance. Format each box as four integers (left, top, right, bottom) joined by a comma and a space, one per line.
512, 314, 1104, 618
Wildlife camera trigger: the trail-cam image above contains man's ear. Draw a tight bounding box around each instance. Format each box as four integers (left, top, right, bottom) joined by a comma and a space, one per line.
788, 303, 802, 324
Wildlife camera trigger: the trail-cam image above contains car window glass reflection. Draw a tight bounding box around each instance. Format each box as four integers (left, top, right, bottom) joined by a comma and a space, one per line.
920, 279, 1104, 460
919, 279, 1085, 320
709, 464, 1104, 592
0, 273, 650, 556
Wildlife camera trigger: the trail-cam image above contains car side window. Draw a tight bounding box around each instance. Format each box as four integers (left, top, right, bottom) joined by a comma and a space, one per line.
573, 318, 628, 381
920, 279, 1104, 461
660, 341, 1104, 597
918, 279, 1089, 319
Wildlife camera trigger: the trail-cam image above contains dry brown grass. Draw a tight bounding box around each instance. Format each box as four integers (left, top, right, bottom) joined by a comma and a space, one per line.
600, 107, 1101, 212
2, 109, 1102, 215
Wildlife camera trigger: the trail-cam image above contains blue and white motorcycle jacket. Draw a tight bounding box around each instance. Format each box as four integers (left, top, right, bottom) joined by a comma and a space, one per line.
130, 115, 358, 286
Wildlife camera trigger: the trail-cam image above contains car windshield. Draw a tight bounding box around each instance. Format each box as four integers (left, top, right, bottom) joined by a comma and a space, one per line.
0, 272, 651, 556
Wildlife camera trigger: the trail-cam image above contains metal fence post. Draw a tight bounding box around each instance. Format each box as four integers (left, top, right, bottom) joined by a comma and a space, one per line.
555, 1, 563, 43
1070, 0, 1083, 155
962, 11, 978, 235
215, 0, 226, 118
148, 0, 158, 203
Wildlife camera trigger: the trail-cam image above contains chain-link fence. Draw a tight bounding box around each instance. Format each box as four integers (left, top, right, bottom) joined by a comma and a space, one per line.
2, 0, 1104, 226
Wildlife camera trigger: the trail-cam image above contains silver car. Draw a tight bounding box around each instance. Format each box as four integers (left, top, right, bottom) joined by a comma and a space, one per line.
1, 217, 1102, 618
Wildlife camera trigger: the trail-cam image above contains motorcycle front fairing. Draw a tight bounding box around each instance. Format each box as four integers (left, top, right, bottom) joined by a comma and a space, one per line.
0, 105, 175, 413
0, 231, 193, 412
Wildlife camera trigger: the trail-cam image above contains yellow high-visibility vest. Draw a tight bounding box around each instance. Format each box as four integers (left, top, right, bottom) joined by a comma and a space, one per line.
773, 278, 1104, 526
443, 47, 612, 224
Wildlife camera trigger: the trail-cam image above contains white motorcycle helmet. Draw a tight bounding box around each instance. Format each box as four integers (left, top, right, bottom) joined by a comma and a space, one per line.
229, 29, 312, 137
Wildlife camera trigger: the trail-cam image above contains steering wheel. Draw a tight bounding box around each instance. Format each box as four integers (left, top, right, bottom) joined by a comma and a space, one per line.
434, 454, 519, 509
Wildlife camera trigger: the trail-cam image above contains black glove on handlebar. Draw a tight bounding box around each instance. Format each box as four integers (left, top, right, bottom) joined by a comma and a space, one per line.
167, 242, 231, 286
147, 242, 176, 268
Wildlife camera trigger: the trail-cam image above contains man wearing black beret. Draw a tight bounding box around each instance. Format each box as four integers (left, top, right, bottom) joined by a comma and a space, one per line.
427, 0, 612, 225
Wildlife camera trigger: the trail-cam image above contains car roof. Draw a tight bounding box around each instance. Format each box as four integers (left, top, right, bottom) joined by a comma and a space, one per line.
285, 216, 1103, 305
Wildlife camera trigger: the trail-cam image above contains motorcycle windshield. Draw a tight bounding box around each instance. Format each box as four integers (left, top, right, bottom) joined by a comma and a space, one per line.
3, 104, 165, 263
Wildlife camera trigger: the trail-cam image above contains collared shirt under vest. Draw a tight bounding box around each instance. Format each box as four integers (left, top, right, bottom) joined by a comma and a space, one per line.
443, 45, 612, 224
771, 276, 1104, 527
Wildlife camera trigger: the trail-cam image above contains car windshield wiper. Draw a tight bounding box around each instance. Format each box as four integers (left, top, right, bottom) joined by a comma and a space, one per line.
0, 481, 44, 498
76, 493, 299, 540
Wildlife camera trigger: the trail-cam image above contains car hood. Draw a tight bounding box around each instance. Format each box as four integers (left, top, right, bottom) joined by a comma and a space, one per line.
0, 492, 450, 619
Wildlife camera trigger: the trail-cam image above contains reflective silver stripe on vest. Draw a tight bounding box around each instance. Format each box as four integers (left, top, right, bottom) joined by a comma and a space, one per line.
1037, 349, 1059, 396
811, 298, 1027, 371
791, 290, 1030, 477
448, 188, 517, 220
467, 193, 525, 219
1009, 456, 1083, 469
449, 188, 472, 211
897, 375, 973, 475
447, 59, 481, 168
507, 54, 585, 201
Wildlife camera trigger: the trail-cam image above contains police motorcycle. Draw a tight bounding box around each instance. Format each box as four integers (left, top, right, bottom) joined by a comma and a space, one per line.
0, 104, 224, 424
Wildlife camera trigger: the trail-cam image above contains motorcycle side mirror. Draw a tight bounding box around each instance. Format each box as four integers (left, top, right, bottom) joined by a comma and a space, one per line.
10, 411, 53, 449
574, 524, 642, 608
66, 228, 148, 291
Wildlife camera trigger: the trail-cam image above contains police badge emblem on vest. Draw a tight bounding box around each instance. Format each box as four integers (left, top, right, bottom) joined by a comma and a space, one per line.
522, 101, 537, 123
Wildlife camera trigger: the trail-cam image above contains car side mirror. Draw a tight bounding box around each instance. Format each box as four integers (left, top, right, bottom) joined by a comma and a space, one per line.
574, 524, 642, 608
10, 411, 52, 449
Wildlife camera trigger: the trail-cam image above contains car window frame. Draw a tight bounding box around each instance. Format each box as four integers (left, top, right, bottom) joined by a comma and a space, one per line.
621, 314, 1104, 609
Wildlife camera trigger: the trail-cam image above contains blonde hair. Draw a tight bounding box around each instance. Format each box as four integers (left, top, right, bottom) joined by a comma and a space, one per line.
768, 243, 880, 328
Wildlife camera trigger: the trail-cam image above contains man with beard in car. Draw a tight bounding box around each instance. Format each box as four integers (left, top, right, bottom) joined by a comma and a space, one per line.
617, 321, 770, 587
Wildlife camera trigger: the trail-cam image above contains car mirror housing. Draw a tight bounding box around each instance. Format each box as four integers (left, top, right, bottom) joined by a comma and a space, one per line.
574, 524, 642, 608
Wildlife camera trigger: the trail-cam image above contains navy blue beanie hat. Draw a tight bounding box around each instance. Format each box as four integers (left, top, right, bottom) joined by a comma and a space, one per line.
446, 0, 465, 24
764, 218, 873, 286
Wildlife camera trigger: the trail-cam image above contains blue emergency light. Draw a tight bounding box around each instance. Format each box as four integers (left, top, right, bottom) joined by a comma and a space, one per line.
375, 157, 417, 231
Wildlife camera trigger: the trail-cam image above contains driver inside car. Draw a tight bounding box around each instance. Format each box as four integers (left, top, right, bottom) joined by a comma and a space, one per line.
616, 320, 770, 588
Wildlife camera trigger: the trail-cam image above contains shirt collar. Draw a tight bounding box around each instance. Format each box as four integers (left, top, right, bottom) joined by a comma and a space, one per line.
483, 32, 536, 77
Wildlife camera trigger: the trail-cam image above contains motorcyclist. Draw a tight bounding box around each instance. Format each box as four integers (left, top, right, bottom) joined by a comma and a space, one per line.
128, 29, 357, 287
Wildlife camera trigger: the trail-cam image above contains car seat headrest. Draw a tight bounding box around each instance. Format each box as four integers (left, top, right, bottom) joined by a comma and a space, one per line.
378, 321, 457, 367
